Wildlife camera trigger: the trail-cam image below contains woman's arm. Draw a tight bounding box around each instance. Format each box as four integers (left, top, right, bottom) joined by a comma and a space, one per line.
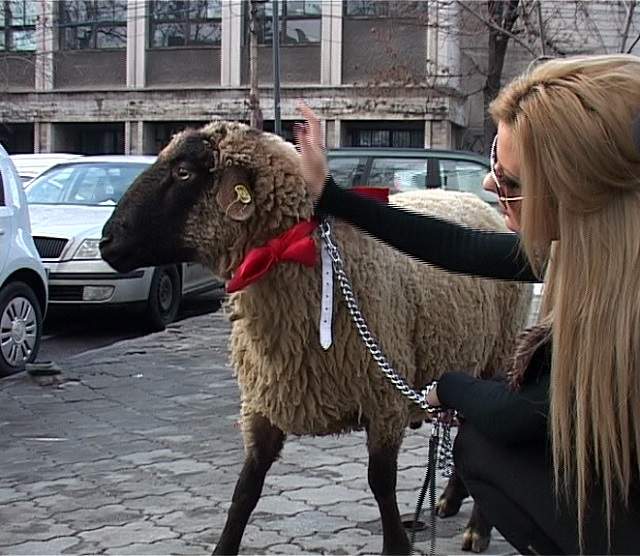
436, 371, 549, 445
316, 176, 539, 282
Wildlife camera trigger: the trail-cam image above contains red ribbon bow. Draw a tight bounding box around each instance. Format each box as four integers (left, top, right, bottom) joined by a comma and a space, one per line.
226, 219, 319, 293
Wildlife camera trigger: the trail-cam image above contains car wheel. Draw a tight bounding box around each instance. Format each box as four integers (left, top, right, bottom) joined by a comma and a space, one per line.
0, 281, 43, 377
145, 266, 181, 331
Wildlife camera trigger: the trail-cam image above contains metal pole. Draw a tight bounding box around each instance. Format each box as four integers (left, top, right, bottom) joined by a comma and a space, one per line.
248, 0, 262, 129
272, 0, 282, 136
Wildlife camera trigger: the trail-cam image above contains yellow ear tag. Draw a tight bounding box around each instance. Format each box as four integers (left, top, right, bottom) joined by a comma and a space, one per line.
234, 184, 252, 205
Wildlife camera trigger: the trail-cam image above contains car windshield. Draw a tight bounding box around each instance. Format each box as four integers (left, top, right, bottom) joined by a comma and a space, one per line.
26, 162, 149, 206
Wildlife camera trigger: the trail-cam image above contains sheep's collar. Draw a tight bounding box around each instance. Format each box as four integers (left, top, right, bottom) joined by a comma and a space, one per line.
226, 219, 319, 293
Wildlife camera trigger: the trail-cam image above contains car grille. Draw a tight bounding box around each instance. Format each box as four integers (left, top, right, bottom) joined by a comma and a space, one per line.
33, 237, 68, 259
49, 285, 84, 301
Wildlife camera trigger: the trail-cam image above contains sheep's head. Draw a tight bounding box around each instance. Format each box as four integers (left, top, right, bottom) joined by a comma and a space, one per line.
100, 122, 314, 279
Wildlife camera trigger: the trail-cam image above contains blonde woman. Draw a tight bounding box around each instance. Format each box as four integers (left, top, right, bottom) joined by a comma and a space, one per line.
295, 54, 640, 554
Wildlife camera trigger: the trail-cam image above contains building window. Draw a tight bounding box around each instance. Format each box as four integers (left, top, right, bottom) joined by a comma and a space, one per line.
58, 1, 127, 50
149, 0, 222, 48
251, 0, 321, 45
0, 1, 37, 51
348, 128, 423, 148
344, 1, 427, 18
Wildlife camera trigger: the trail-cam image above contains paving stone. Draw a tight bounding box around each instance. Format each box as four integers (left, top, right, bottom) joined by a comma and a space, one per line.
103, 539, 205, 555
297, 528, 374, 554
123, 491, 212, 515
260, 509, 353, 537
252, 495, 314, 515
0, 310, 517, 555
119, 448, 184, 466
1, 536, 80, 555
2, 522, 75, 544
52, 504, 142, 528
78, 521, 179, 547
151, 508, 227, 534
325, 501, 382, 522
269, 542, 311, 554
284, 484, 371, 505
143, 459, 212, 475
238, 524, 290, 549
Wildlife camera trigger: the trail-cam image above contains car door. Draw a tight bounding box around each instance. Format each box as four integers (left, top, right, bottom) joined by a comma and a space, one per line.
0, 164, 14, 273
438, 157, 495, 205
326, 156, 368, 189
367, 157, 430, 194
181, 262, 218, 292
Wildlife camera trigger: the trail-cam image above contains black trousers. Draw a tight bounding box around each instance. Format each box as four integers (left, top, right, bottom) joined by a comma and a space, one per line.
454, 424, 640, 555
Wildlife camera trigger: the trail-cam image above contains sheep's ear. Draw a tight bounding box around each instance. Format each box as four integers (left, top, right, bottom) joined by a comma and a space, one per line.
216, 165, 256, 222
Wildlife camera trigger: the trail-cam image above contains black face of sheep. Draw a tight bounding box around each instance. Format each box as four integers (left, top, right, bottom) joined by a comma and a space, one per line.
101, 131, 216, 272
101, 122, 311, 279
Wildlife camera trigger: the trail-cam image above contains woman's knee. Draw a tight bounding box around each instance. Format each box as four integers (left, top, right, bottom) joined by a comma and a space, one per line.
453, 423, 492, 480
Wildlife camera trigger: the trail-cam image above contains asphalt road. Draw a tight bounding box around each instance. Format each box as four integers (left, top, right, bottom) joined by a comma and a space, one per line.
38, 292, 225, 365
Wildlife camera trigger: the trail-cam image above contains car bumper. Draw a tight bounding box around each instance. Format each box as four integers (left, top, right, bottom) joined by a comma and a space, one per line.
43, 259, 153, 305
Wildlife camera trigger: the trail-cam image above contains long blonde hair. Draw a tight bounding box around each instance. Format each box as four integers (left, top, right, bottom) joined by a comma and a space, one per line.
490, 54, 640, 548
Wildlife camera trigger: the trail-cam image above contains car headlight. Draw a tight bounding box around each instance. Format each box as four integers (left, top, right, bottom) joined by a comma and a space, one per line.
73, 239, 102, 260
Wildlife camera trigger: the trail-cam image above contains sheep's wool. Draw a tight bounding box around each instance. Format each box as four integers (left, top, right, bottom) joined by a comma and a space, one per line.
231, 192, 531, 451
189, 122, 532, 451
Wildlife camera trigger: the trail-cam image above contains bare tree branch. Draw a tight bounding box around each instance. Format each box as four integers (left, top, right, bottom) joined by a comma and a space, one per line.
457, 0, 538, 56
619, 0, 637, 52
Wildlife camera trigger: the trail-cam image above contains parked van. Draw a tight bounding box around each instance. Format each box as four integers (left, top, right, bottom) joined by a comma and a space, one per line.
327, 148, 495, 206
0, 145, 48, 376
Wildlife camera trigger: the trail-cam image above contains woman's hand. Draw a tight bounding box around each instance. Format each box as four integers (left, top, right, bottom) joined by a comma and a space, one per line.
426, 382, 441, 408
294, 102, 329, 203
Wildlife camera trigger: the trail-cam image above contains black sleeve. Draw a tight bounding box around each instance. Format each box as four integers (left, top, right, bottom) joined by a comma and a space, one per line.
436, 371, 549, 444
316, 175, 539, 282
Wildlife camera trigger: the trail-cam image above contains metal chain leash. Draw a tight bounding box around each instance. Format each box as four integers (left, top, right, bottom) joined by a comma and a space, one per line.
319, 219, 435, 412
319, 217, 456, 555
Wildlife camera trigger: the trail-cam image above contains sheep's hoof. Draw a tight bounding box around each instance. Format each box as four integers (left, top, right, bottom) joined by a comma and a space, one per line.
436, 494, 462, 517
461, 527, 491, 553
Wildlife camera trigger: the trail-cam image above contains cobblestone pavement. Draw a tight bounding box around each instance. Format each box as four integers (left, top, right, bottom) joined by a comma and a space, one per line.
1, 306, 519, 555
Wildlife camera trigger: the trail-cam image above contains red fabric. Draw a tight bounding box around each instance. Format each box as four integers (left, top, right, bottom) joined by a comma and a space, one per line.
352, 187, 389, 203
226, 219, 319, 293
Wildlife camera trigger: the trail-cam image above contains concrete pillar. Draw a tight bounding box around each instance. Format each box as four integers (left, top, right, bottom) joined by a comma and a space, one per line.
221, 0, 242, 86
437, 1, 460, 89
126, 0, 147, 88
425, 120, 453, 149
124, 121, 147, 155
424, 120, 433, 149
35, 0, 54, 91
325, 119, 342, 148
321, 0, 342, 85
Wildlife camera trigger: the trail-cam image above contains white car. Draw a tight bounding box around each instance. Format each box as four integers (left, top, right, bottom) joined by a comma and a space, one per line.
0, 144, 48, 376
10, 153, 84, 186
25, 156, 223, 331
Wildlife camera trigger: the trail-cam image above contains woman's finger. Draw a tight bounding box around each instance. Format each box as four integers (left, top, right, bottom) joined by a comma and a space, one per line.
297, 102, 323, 147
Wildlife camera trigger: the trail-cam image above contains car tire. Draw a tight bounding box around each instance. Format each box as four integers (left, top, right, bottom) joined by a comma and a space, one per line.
144, 266, 181, 332
0, 281, 43, 377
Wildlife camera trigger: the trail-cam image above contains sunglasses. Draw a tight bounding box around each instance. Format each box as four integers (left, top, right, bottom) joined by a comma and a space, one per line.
490, 135, 524, 205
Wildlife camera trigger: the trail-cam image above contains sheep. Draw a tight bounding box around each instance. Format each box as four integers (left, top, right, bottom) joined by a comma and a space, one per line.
100, 121, 532, 555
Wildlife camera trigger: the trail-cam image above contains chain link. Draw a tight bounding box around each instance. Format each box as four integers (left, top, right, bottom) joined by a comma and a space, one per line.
319, 219, 435, 412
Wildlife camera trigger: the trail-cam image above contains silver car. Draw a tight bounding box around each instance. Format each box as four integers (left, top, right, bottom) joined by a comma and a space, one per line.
0, 143, 48, 375
25, 156, 222, 330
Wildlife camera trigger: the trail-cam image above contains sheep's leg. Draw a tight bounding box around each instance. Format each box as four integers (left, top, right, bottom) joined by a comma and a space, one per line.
367, 432, 411, 555
437, 467, 469, 517
462, 502, 492, 553
212, 414, 284, 556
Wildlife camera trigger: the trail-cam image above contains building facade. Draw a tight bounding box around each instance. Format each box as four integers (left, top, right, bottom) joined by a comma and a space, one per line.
0, 0, 465, 155
1, 0, 637, 156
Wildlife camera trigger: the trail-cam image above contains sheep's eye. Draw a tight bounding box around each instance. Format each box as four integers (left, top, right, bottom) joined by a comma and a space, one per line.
176, 167, 191, 181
